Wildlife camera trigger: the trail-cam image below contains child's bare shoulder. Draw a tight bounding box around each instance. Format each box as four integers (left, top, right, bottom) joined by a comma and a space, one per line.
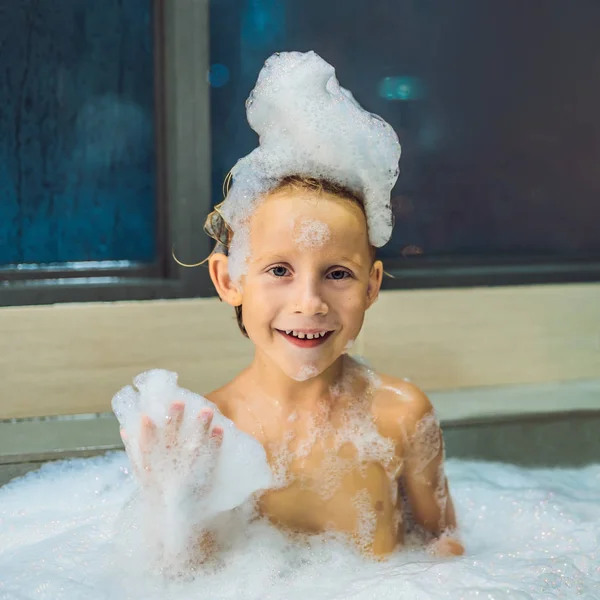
205, 374, 260, 437
370, 373, 435, 440
205, 379, 243, 420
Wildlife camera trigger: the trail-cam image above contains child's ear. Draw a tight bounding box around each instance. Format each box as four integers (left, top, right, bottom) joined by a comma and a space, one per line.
208, 253, 242, 306
366, 259, 384, 308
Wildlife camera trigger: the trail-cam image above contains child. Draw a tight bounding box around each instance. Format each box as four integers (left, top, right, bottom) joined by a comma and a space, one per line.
122, 51, 463, 563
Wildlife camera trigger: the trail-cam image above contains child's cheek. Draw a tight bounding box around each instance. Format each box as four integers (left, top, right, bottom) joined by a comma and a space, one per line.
332, 293, 364, 334
250, 280, 289, 319
340, 285, 370, 313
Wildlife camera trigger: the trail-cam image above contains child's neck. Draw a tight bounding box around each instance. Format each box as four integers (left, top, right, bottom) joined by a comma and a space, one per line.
247, 351, 347, 410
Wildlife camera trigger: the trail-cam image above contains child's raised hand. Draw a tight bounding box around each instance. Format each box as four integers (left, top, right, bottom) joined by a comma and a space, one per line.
113, 370, 273, 518
120, 401, 224, 499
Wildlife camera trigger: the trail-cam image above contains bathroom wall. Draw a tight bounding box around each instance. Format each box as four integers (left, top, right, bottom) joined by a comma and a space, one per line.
1, 283, 598, 420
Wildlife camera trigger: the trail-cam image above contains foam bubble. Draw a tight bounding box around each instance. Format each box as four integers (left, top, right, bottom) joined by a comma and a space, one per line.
409, 411, 443, 478
293, 364, 319, 382
284, 360, 399, 514
2, 454, 599, 599
111, 369, 273, 567
219, 51, 401, 250
293, 218, 331, 249
226, 225, 251, 284
112, 369, 273, 518
353, 489, 377, 551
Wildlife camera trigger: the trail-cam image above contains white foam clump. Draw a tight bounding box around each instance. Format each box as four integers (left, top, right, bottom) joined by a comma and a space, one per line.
292, 364, 320, 382
220, 51, 401, 280
1, 456, 600, 599
111, 369, 272, 518
294, 218, 331, 249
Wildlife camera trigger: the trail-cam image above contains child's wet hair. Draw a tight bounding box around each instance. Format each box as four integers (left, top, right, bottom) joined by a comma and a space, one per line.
203, 175, 373, 337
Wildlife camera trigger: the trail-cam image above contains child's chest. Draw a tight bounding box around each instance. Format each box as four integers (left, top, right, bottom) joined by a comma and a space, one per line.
257, 416, 404, 550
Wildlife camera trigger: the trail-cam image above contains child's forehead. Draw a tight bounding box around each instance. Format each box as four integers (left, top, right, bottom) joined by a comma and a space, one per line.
249, 189, 368, 237
247, 193, 371, 264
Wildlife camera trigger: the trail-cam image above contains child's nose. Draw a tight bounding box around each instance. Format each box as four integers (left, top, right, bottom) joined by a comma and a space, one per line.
293, 279, 328, 316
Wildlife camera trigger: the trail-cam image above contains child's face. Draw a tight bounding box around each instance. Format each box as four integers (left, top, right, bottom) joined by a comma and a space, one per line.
239, 188, 382, 381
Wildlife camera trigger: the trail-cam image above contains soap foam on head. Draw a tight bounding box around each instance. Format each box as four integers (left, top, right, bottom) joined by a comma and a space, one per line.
226, 225, 251, 286
220, 51, 401, 281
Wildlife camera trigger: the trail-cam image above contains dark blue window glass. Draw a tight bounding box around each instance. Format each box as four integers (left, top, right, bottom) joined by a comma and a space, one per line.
210, 0, 600, 260
0, 0, 156, 265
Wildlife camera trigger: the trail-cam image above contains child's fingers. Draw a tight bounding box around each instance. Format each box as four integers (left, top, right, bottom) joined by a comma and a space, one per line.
139, 415, 158, 455
198, 408, 214, 434
140, 415, 158, 475
120, 428, 133, 454
189, 420, 222, 470
210, 426, 224, 447
189, 409, 214, 457
204, 427, 224, 478
120, 428, 132, 458
165, 401, 185, 448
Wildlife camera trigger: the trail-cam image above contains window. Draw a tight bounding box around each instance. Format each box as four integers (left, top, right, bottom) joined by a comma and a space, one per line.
209, 0, 600, 288
4, 0, 600, 307
0, 0, 156, 266
0, 0, 213, 305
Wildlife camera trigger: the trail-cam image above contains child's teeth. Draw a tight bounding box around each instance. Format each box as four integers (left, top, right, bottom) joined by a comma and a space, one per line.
284, 330, 329, 339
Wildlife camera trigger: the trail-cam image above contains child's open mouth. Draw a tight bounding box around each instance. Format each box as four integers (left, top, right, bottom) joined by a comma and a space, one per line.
276, 329, 333, 348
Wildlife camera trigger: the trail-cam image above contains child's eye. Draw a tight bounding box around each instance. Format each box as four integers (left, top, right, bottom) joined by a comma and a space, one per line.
327, 269, 352, 280
269, 265, 290, 277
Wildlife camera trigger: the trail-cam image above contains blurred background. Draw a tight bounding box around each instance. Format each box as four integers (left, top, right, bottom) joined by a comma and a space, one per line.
2, 0, 600, 299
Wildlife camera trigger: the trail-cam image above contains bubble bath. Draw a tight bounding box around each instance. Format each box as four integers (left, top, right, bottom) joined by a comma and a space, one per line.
1, 454, 599, 599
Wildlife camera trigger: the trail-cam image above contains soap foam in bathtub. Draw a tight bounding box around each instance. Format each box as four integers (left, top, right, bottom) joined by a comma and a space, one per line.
2, 454, 600, 599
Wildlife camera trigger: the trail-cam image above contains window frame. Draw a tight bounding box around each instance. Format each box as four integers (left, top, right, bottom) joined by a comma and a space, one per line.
2, 0, 600, 308
381, 255, 600, 290
0, 0, 214, 307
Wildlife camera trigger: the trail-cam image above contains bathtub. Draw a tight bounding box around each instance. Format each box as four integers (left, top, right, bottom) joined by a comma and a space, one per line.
1, 379, 599, 600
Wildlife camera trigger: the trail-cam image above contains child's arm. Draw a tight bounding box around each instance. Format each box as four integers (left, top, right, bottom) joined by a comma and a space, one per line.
400, 390, 464, 557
